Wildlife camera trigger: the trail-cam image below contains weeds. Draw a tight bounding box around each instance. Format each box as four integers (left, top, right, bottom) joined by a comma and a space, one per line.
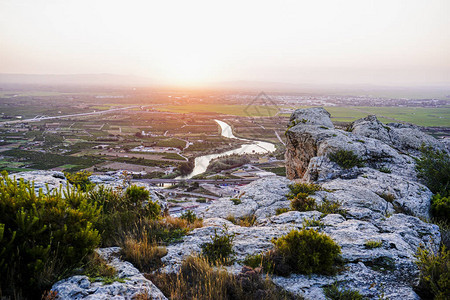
226, 214, 257, 227
328, 150, 365, 169
323, 282, 363, 300
148, 255, 301, 300
414, 245, 450, 300
121, 233, 168, 272
365, 240, 382, 249
201, 226, 235, 265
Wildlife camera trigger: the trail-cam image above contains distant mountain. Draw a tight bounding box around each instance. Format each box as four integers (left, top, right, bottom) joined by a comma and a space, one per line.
0, 73, 152, 86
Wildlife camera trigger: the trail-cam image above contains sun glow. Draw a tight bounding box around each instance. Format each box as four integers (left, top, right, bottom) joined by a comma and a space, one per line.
1, 0, 449, 86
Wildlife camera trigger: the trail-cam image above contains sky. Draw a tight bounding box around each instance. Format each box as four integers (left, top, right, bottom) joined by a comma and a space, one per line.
0, 0, 449, 87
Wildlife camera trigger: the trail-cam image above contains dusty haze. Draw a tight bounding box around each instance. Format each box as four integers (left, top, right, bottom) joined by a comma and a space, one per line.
1, 0, 449, 87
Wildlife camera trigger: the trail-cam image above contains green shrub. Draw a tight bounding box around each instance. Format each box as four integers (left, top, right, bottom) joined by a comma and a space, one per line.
272, 228, 341, 275
287, 183, 322, 199
365, 240, 382, 249
416, 147, 450, 197
276, 208, 290, 215
328, 150, 365, 169
0, 171, 100, 298
180, 210, 201, 224
323, 282, 363, 300
366, 256, 395, 272
201, 226, 235, 265
65, 170, 93, 192
316, 198, 346, 216
414, 245, 450, 300
290, 193, 316, 211
302, 218, 325, 229
378, 167, 391, 174
82, 251, 120, 284
231, 198, 242, 205
89, 185, 161, 246
226, 214, 257, 227
431, 194, 450, 223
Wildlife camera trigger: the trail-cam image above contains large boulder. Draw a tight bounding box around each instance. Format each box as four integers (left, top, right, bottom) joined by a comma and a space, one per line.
289, 107, 334, 128
351, 115, 448, 156
201, 176, 292, 221
51, 248, 167, 300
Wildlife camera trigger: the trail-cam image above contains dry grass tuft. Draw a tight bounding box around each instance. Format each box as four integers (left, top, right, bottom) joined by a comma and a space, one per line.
121, 233, 168, 272
147, 255, 301, 300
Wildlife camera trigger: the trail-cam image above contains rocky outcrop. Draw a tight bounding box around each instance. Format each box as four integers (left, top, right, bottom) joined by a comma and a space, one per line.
351, 115, 448, 156
51, 248, 167, 299
201, 176, 292, 221
163, 191, 439, 299
284, 108, 444, 220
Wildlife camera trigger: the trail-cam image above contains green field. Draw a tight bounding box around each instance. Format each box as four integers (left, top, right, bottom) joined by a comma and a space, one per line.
159, 104, 279, 117
160, 104, 449, 127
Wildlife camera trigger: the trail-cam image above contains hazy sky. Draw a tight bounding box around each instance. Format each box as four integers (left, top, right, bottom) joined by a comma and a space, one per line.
1, 0, 449, 87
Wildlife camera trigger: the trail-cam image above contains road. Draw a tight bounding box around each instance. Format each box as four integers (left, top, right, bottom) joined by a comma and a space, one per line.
159, 189, 220, 200
274, 130, 285, 145
137, 178, 256, 185
0, 106, 144, 126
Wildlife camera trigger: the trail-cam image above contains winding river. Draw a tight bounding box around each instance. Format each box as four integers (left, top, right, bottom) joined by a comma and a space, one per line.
180, 120, 276, 179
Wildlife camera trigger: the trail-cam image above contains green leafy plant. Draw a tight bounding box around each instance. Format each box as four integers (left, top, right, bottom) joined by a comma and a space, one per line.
276, 208, 290, 215
323, 282, 363, 300
0, 171, 100, 298
302, 218, 325, 229
328, 150, 365, 169
316, 198, 346, 216
89, 185, 162, 246
180, 210, 201, 224
272, 228, 341, 275
245, 229, 342, 276
65, 170, 93, 192
431, 194, 450, 223
414, 245, 450, 300
201, 226, 235, 265
365, 240, 382, 249
378, 167, 391, 174
287, 183, 322, 199
231, 198, 242, 205
415, 146, 449, 196
290, 192, 316, 211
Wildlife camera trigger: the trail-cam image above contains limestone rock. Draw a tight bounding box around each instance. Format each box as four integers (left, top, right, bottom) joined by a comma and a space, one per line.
51, 248, 167, 300
289, 107, 334, 128
201, 176, 292, 221
351, 115, 447, 156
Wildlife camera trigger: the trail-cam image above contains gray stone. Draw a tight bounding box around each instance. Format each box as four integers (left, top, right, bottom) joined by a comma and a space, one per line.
51, 248, 167, 300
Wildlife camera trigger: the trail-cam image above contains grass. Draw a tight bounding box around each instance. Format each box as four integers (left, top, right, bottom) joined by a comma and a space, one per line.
121, 234, 168, 272
286, 106, 450, 127
365, 240, 382, 249
226, 214, 257, 227
323, 283, 363, 300
147, 255, 301, 300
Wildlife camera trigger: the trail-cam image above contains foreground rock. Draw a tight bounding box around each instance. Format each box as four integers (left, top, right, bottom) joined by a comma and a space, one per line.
51, 248, 167, 300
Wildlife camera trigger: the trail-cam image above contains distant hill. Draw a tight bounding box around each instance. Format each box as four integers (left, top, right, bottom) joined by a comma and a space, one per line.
0, 73, 151, 87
